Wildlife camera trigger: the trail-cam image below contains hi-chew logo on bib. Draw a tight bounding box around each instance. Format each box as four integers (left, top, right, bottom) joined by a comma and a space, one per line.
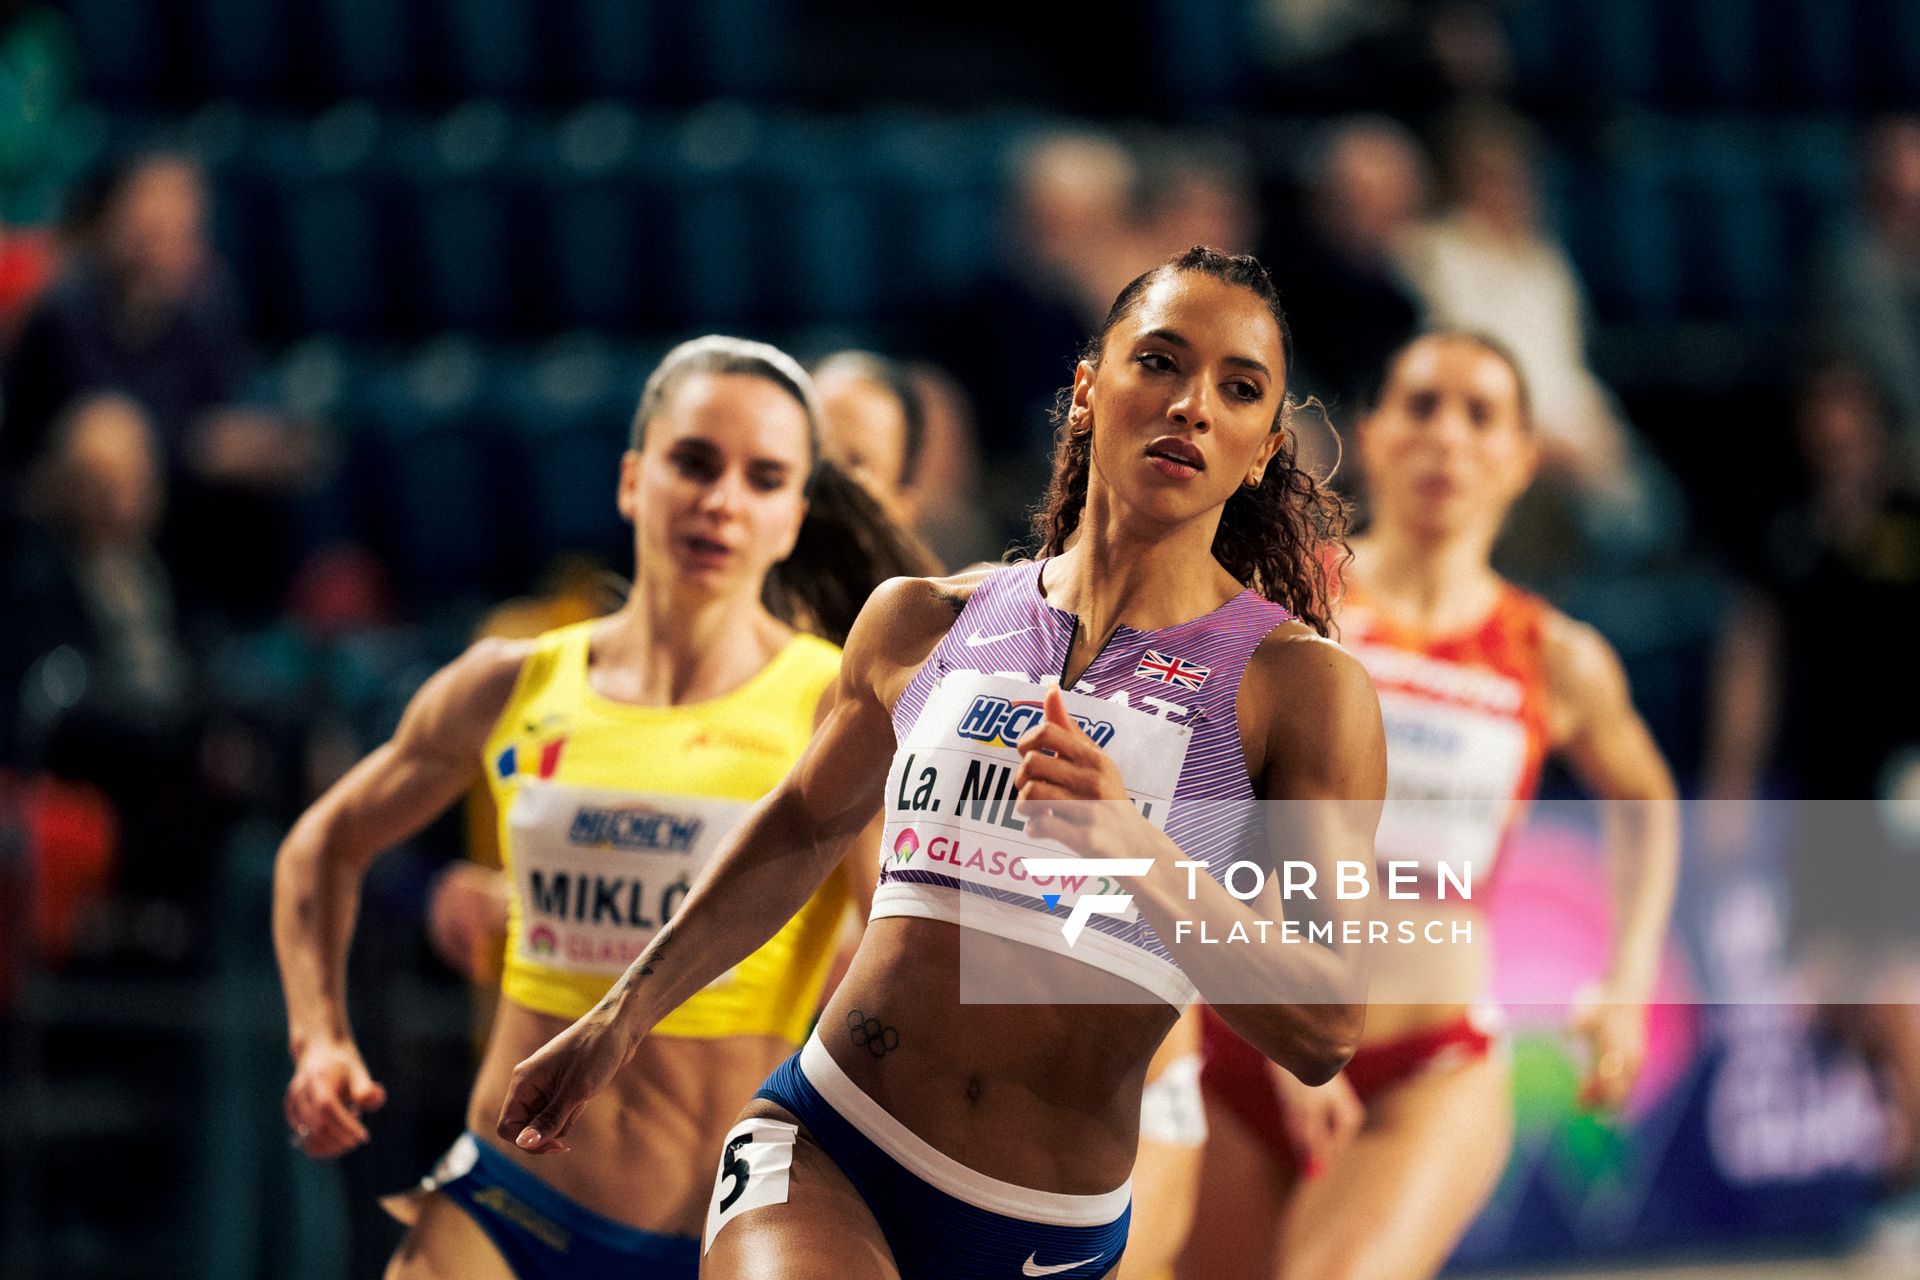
511, 784, 749, 974
567, 803, 704, 853
882, 673, 1190, 918
957, 694, 1115, 749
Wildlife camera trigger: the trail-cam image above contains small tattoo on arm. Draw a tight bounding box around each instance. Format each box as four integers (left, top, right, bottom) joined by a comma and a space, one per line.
638, 929, 673, 976
847, 1009, 901, 1057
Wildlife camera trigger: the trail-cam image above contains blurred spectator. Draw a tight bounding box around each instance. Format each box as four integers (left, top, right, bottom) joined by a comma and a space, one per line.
813, 350, 928, 511
924, 130, 1134, 436
0, 0, 78, 220
1704, 359, 1920, 1181
904, 362, 995, 565
1253, 0, 1512, 120
1267, 115, 1427, 417
1813, 115, 1920, 485
1, 151, 321, 618
6, 394, 187, 733
1400, 107, 1679, 565
922, 129, 1141, 547
1136, 135, 1259, 259
0, 215, 52, 339
813, 351, 994, 567
1, 154, 243, 473
0, 393, 219, 958
1705, 359, 1920, 804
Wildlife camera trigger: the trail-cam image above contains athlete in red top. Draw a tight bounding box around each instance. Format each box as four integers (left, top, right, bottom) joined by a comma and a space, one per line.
1180, 331, 1681, 1280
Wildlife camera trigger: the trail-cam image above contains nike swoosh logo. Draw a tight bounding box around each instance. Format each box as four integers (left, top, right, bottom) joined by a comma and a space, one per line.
964, 627, 1037, 647
1022, 1253, 1103, 1277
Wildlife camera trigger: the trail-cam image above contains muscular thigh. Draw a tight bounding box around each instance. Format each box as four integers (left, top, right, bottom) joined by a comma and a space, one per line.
386, 1191, 514, 1280
702, 1100, 898, 1280
1275, 1054, 1513, 1280
1172, 1090, 1293, 1280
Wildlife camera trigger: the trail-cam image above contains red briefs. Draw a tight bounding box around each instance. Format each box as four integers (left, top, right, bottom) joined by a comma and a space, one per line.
1198, 1005, 1498, 1167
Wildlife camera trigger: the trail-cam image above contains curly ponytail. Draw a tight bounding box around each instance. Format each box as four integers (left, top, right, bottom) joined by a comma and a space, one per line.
1030, 247, 1349, 635
632, 336, 938, 646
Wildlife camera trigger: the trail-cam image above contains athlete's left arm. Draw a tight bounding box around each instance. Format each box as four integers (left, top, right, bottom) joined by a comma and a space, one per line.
1545, 612, 1681, 1109
815, 682, 882, 923
1017, 633, 1383, 1085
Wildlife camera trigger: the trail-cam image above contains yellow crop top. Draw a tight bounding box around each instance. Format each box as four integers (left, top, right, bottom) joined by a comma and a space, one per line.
485, 620, 848, 1044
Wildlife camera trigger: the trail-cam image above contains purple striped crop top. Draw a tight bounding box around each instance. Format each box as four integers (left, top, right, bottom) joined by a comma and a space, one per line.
872, 559, 1295, 1006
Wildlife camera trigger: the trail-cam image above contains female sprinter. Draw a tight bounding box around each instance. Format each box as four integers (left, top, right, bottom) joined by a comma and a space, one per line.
273, 336, 931, 1279
814, 346, 1213, 1280
1183, 331, 1681, 1280
495, 246, 1386, 1280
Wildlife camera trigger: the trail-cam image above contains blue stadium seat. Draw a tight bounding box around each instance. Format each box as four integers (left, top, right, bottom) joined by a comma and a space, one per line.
311, 0, 418, 100
684, 0, 784, 96
1568, 0, 1656, 101
863, 115, 1002, 309
1601, 141, 1682, 323
178, 105, 263, 321
1759, 0, 1857, 110
498, 337, 631, 565
1865, 0, 1920, 103
1683, 124, 1783, 316
536, 103, 649, 330
66, 0, 162, 99
393, 103, 522, 333
186, 0, 290, 99
761, 120, 876, 325
433, 0, 539, 99
568, 0, 659, 97
273, 104, 393, 333
1501, 0, 1558, 92
1772, 117, 1855, 267
1661, 0, 1758, 108
358, 338, 503, 599
664, 105, 768, 326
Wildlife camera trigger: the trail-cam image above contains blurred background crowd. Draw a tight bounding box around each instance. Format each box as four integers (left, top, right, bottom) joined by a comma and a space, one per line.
2, 1, 1919, 1276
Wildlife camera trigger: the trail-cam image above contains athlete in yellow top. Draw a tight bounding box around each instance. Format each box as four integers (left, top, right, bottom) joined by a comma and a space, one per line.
272, 336, 930, 1280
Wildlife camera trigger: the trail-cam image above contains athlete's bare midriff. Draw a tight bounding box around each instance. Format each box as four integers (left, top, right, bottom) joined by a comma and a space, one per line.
815, 915, 1177, 1195
1350, 896, 1494, 1042
464, 996, 791, 1236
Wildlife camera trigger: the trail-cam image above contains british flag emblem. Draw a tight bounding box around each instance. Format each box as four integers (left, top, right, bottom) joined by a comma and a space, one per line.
1136, 648, 1210, 691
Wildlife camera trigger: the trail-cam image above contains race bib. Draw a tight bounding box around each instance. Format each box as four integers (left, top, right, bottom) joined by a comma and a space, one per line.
1373, 688, 1528, 880
880, 672, 1191, 912
509, 784, 748, 975
703, 1117, 798, 1252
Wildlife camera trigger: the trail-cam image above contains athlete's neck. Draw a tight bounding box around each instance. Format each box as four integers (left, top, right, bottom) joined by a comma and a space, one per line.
594, 579, 790, 706
1042, 503, 1240, 639
1349, 526, 1503, 635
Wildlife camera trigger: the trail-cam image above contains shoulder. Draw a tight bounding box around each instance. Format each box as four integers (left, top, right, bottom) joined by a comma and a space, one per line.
849, 567, 991, 653
414, 635, 539, 729
1247, 622, 1380, 727
1539, 607, 1633, 739
835, 568, 990, 707
1242, 623, 1385, 796
1541, 608, 1627, 704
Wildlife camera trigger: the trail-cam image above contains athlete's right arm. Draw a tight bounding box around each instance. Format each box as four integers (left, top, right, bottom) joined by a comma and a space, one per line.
496, 577, 947, 1155
273, 637, 529, 1158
